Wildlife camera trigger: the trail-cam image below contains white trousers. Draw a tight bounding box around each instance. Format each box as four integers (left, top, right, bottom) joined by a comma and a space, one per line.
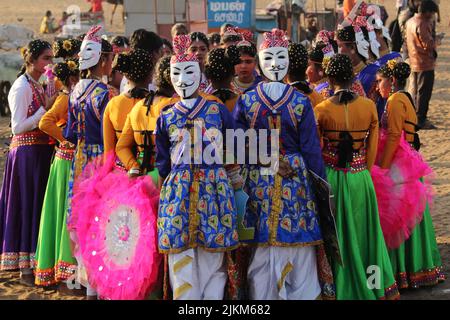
247, 246, 321, 300
168, 248, 227, 300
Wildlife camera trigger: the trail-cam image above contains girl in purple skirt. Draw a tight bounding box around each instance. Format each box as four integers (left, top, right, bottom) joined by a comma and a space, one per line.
0, 40, 55, 284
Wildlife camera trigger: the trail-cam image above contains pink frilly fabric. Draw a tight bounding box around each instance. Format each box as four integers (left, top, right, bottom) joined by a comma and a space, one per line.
71, 152, 162, 300
371, 132, 434, 249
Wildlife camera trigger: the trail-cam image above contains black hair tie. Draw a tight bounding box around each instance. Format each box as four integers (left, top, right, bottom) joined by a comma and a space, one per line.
129, 87, 150, 99
291, 81, 312, 94
337, 131, 354, 168
334, 89, 355, 104
140, 130, 155, 173
212, 88, 233, 104
143, 90, 158, 116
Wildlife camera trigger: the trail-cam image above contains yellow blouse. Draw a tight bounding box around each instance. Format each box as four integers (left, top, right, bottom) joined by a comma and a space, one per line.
38, 92, 69, 143
115, 92, 223, 171
103, 94, 142, 154
379, 92, 418, 169
315, 96, 379, 170
116, 96, 177, 171
307, 90, 324, 108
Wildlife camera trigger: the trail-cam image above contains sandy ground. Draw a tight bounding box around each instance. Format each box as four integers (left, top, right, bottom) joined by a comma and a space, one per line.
0, 0, 449, 300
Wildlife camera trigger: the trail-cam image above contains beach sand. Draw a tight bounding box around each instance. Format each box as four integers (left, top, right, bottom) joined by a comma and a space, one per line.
0, 0, 448, 300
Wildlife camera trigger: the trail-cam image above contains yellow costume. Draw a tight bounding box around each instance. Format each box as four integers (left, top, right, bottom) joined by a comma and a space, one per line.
379, 92, 418, 169
38, 92, 69, 143
102, 94, 142, 154
314, 95, 379, 170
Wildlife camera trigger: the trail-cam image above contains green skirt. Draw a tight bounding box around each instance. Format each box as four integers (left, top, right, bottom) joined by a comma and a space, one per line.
389, 202, 445, 289
35, 151, 77, 286
326, 167, 400, 300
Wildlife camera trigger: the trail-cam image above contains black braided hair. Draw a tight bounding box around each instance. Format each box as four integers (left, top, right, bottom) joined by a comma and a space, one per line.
208, 33, 221, 47
53, 38, 82, 59
154, 55, 174, 97
204, 46, 239, 82
288, 42, 308, 80
113, 49, 154, 83
53, 59, 79, 86
325, 54, 354, 86
18, 39, 52, 77
111, 36, 130, 48
236, 42, 257, 58
378, 60, 411, 88
130, 29, 163, 54
189, 32, 209, 49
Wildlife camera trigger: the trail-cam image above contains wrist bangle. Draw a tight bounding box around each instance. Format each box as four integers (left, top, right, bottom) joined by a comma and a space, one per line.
128, 168, 141, 175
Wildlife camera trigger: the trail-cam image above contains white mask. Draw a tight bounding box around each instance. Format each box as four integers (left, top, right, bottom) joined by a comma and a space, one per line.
368, 30, 380, 58
259, 47, 289, 82
170, 61, 201, 99
355, 31, 370, 60
374, 16, 392, 42
79, 40, 102, 71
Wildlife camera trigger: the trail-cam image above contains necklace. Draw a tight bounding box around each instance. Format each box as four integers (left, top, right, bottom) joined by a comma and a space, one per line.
25, 73, 46, 108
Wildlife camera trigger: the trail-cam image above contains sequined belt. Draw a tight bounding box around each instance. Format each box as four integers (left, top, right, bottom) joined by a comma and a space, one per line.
322, 146, 368, 173
55, 146, 75, 161
10, 130, 55, 150
114, 158, 126, 171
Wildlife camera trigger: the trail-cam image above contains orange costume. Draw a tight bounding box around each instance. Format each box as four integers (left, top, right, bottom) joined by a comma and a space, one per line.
379, 92, 418, 169
102, 94, 143, 154
116, 96, 176, 172
116, 92, 222, 172
314, 95, 379, 171
38, 92, 69, 143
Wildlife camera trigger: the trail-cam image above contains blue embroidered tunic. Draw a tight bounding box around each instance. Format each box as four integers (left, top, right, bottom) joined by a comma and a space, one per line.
155, 96, 239, 253
65, 79, 110, 224
233, 82, 325, 247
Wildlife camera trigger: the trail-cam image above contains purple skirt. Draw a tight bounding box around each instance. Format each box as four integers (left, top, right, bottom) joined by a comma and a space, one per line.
0, 144, 54, 270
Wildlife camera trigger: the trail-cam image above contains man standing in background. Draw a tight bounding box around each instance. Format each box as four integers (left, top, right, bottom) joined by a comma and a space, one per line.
406, 0, 439, 129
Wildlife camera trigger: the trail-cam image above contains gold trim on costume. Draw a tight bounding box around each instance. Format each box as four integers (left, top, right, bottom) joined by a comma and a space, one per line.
173, 256, 193, 274
158, 244, 240, 255
268, 115, 282, 244
277, 262, 293, 291
354, 61, 367, 75
187, 121, 201, 247
174, 283, 193, 299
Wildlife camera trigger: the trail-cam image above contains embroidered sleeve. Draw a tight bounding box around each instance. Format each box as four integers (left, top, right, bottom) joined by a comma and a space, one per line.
155, 112, 172, 180
9, 79, 46, 135
298, 98, 326, 179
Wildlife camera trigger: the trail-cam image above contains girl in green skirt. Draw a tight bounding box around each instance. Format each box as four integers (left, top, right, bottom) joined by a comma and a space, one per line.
314, 54, 399, 300
34, 60, 79, 286
374, 61, 445, 289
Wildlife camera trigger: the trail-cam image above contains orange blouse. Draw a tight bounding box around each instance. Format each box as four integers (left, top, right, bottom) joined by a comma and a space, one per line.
379, 92, 418, 169
315, 96, 379, 170
102, 94, 143, 154
38, 92, 69, 143
116, 96, 177, 171
115, 92, 223, 171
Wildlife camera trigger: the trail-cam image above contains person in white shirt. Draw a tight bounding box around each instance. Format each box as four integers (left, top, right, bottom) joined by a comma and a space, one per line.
0, 40, 55, 285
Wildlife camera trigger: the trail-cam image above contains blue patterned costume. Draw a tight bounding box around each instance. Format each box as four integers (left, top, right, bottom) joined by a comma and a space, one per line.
65, 79, 110, 224
233, 82, 325, 247
155, 96, 239, 253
